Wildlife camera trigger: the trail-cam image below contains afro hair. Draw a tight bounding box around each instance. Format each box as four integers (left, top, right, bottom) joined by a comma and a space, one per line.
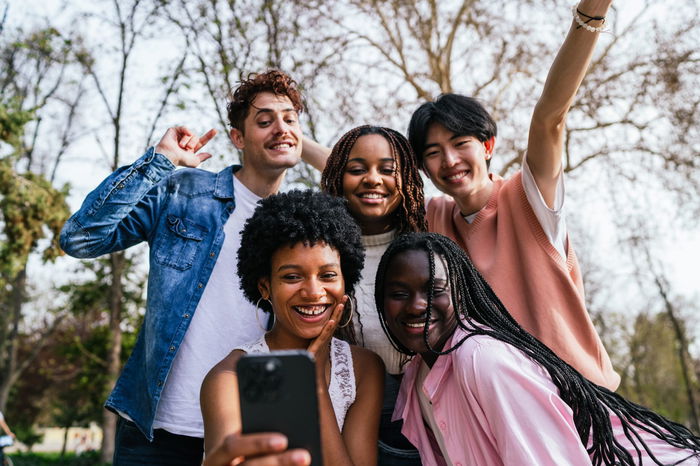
237, 189, 365, 314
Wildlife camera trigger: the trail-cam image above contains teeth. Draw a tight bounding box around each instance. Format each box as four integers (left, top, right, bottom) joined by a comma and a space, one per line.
446, 172, 466, 181
405, 322, 424, 328
271, 143, 292, 149
360, 193, 384, 199
294, 305, 327, 316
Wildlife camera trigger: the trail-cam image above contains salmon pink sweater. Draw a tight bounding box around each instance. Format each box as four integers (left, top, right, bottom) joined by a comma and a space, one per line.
427, 172, 619, 390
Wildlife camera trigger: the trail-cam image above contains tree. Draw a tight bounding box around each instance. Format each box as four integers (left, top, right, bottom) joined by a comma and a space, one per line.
71, 0, 186, 458
0, 17, 86, 411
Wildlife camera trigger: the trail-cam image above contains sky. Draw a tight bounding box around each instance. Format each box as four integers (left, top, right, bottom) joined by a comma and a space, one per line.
5, 0, 698, 326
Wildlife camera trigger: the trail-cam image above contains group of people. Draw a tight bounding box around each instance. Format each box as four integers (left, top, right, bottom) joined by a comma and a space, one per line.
59, 1, 700, 464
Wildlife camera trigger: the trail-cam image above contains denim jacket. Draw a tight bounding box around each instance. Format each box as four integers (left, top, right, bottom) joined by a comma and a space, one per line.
60, 147, 241, 440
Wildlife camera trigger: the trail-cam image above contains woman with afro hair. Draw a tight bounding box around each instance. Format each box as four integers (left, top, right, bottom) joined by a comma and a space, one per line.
201, 189, 384, 466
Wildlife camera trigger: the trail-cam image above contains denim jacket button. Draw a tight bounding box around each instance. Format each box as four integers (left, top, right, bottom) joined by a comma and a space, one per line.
183, 313, 190, 318
209, 252, 215, 258
197, 282, 203, 288
157, 380, 163, 387
169, 346, 175, 352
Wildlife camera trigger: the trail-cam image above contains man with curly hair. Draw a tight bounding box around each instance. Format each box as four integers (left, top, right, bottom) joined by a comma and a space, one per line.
60, 70, 306, 465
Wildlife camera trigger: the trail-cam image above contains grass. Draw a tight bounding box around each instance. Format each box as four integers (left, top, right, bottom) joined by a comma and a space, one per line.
7, 451, 108, 466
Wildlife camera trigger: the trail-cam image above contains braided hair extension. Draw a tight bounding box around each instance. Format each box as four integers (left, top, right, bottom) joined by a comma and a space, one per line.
375, 232, 700, 465
320, 125, 427, 235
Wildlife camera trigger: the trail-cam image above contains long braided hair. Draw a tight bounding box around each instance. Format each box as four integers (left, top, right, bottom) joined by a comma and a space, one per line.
321, 125, 427, 234
375, 232, 700, 466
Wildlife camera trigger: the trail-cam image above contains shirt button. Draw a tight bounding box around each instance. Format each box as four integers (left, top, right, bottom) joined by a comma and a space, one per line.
456, 463, 463, 466
439, 421, 447, 430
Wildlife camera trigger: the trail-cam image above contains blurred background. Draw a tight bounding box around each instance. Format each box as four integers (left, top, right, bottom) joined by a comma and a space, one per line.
0, 0, 698, 463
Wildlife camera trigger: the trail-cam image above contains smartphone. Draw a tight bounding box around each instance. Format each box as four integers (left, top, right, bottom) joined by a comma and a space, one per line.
237, 350, 323, 466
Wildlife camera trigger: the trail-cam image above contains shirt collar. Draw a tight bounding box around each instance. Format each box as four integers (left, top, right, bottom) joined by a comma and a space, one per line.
213, 165, 242, 199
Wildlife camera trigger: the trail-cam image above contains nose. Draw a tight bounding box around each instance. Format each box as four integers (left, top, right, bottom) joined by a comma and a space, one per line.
441, 148, 459, 168
407, 292, 428, 316
301, 277, 325, 300
271, 116, 291, 135
362, 167, 382, 186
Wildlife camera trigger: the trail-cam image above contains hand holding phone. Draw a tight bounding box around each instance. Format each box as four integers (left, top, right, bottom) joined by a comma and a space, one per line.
237, 350, 323, 466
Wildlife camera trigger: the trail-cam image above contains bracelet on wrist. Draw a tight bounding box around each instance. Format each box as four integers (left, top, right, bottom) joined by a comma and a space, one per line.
571, 3, 607, 33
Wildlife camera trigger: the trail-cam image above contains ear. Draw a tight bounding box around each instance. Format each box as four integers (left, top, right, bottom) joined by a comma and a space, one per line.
483, 137, 496, 160
257, 277, 271, 301
230, 128, 245, 150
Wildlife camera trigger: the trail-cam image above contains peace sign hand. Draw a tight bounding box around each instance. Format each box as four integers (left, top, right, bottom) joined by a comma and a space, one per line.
155, 126, 217, 167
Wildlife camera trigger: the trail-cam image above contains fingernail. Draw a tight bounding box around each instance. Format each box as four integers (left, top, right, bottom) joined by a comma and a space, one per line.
291, 451, 311, 464
269, 436, 286, 449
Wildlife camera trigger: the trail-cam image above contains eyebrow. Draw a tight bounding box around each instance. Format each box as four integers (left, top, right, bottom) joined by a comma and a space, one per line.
253, 107, 297, 117
423, 134, 468, 151
346, 157, 395, 163
276, 263, 340, 272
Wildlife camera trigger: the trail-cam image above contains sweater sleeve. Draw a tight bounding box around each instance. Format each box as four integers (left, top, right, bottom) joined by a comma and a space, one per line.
455, 339, 593, 466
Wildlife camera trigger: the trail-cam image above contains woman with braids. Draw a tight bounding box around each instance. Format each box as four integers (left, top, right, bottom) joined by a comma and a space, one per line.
376, 232, 700, 466
201, 190, 384, 466
320, 125, 426, 465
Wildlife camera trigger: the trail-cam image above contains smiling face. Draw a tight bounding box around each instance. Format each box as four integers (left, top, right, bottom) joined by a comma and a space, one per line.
258, 242, 345, 348
382, 248, 457, 367
230, 92, 302, 175
341, 134, 402, 235
421, 123, 494, 208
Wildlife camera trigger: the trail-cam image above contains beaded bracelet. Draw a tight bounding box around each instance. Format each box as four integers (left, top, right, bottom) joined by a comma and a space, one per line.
571, 3, 607, 33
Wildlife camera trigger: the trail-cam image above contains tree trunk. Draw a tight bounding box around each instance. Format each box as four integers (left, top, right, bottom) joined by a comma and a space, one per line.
0, 267, 26, 411
654, 276, 700, 431
61, 425, 69, 456
99, 251, 125, 463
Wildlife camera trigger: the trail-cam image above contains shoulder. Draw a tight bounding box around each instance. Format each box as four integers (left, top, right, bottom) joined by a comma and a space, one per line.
167, 166, 219, 195
209, 349, 247, 376
350, 345, 385, 381
452, 333, 542, 388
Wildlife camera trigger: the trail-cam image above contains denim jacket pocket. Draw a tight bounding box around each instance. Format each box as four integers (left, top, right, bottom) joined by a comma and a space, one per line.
154, 215, 208, 270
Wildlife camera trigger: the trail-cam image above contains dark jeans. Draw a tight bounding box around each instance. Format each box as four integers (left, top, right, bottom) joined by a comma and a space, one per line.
113, 417, 204, 466
378, 373, 422, 466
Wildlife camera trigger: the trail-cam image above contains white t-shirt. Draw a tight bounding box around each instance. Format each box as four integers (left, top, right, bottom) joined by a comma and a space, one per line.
461, 154, 568, 260
153, 175, 264, 437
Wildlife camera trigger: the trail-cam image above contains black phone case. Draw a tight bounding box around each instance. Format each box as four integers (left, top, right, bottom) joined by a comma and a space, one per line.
237, 350, 323, 466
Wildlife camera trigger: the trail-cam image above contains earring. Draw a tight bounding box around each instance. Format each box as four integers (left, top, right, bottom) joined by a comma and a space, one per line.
255, 297, 273, 332
338, 299, 355, 328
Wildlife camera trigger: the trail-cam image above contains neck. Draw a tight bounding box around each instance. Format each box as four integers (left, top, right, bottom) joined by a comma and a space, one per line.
265, 326, 313, 351
421, 351, 438, 368
453, 175, 494, 217
360, 220, 396, 236
235, 166, 286, 198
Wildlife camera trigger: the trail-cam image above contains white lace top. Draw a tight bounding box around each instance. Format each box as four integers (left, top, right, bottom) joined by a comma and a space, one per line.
236, 336, 357, 431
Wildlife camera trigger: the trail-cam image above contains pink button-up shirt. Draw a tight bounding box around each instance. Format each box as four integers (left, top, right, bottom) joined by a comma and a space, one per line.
394, 328, 698, 466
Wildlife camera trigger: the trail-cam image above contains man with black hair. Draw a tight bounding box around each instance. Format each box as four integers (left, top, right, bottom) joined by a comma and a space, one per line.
406, 0, 619, 391
61, 70, 306, 465
302, 0, 619, 392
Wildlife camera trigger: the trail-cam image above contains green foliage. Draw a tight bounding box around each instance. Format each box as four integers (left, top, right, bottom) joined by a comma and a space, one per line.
617, 312, 699, 426
0, 158, 70, 281
0, 99, 34, 151
8, 451, 108, 466
12, 424, 44, 451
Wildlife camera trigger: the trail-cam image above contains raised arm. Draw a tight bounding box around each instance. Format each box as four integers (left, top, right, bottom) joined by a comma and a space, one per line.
527, 0, 613, 207
59, 127, 216, 258
301, 136, 331, 172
